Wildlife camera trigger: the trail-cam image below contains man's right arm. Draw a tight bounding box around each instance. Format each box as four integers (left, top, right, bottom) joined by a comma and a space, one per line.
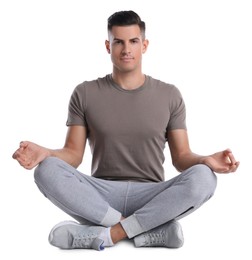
12, 125, 87, 170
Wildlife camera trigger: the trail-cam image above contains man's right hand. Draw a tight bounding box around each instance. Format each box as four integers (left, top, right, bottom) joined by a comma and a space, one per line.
12, 141, 50, 170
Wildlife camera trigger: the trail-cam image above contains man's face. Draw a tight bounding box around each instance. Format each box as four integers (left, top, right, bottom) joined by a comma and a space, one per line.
106, 25, 148, 73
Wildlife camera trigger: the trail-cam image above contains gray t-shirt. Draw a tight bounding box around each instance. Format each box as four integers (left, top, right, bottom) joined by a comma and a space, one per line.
67, 74, 186, 182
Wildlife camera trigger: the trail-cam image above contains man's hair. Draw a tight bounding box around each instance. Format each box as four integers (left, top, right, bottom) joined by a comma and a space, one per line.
107, 10, 146, 39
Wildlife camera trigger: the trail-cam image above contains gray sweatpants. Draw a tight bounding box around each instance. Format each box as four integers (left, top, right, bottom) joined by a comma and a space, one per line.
34, 157, 217, 238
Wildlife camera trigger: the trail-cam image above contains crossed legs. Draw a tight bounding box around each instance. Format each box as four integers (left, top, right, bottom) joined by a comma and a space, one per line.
34, 157, 217, 248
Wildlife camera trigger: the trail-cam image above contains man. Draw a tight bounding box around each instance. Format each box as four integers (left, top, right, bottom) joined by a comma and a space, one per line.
13, 10, 239, 251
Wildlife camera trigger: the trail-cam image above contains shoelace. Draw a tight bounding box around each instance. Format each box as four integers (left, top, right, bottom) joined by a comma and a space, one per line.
145, 232, 165, 245
72, 234, 96, 248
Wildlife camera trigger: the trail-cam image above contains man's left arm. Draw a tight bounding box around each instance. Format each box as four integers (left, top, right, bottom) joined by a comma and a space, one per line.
167, 129, 239, 174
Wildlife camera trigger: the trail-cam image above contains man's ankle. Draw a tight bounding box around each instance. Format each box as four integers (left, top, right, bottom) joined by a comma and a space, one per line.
110, 222, 127, 244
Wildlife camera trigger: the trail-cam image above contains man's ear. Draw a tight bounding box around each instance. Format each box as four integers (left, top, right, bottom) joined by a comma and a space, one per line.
142, 39, 149, 54
105, 40, 110, 54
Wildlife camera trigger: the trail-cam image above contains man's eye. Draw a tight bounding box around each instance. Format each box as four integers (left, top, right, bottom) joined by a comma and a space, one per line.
131, 40, 139, 44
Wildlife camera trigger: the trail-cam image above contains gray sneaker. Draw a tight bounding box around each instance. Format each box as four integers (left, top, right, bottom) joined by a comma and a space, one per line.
134, 220, 184, 248
48, 221, 105, 251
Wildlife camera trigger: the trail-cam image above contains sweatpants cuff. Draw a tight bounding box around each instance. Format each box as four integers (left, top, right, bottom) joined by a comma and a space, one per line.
120, 214, 145, 239
100, 206, 122, 227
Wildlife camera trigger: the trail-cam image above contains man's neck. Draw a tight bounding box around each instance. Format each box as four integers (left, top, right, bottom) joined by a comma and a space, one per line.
112, 71, 145, 90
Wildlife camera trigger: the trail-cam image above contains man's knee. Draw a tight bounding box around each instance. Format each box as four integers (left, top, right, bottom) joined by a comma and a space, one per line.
195, 164, 217, 191
34, 157, 61, 191
186, 164, 217, 202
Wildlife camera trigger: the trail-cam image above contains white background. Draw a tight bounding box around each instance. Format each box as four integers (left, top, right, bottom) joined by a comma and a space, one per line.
1, 0, 251, 259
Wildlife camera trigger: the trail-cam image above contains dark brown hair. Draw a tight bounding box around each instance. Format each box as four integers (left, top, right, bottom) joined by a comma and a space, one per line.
107, 10, 146, 39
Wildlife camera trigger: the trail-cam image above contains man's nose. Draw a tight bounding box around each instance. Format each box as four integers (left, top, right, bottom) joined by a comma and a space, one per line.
122, 43, 131, 54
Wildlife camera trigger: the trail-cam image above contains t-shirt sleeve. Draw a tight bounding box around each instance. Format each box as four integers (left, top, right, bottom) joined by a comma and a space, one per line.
66, 83, 87, 126
166, 86, 187, 131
